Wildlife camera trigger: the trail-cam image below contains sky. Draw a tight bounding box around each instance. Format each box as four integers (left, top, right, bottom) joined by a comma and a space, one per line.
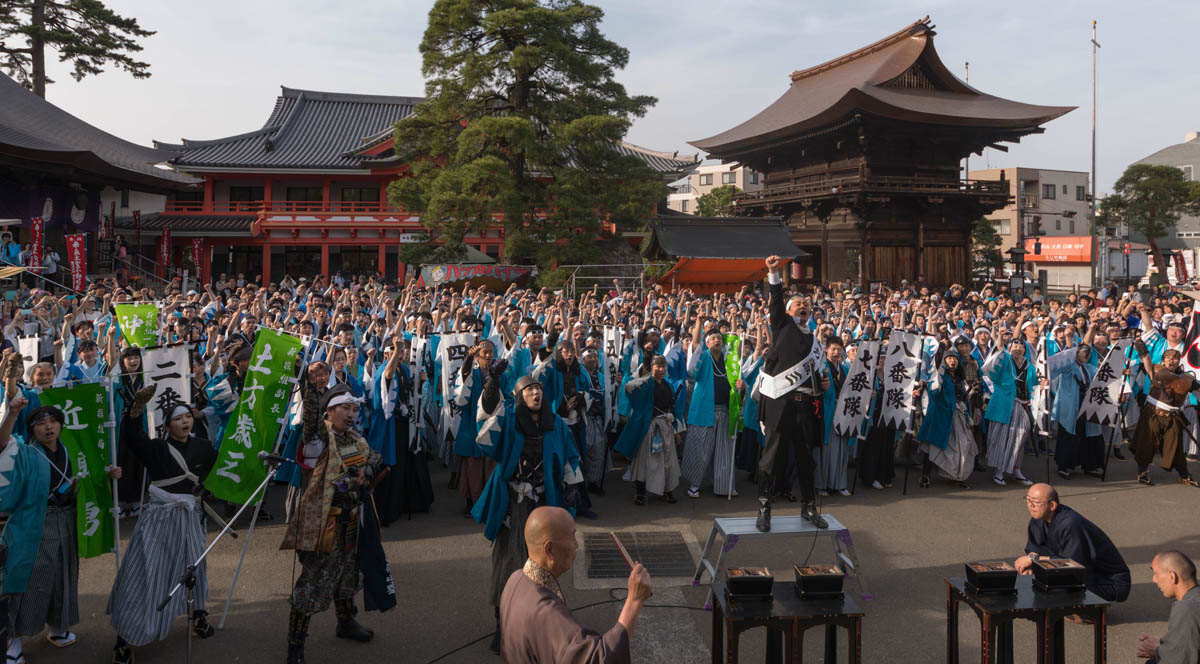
25, 0, 1200, 197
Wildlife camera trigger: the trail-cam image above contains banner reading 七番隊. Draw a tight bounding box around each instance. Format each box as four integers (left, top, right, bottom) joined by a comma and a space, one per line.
207, 328, 303, 504
38, 382, 114, 558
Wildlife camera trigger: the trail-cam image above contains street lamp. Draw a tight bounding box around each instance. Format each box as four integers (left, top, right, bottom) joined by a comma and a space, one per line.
1006, 246, 1029, 295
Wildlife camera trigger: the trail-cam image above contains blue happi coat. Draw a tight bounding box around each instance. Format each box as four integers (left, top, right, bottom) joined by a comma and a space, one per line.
614, 373, 686, 459
1047, 347, 1100, 437
365, 364, 412, 467
0, 440, 50, 593
982, 351, 1038, 426
822, 359, 852, 446
686, 348, 721, 428
917, 369, 957, 450
470, 399, 583, 542
452, 366, 513, 458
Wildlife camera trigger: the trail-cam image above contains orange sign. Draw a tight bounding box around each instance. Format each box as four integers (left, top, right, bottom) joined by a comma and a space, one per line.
1023, 237, 1091, 263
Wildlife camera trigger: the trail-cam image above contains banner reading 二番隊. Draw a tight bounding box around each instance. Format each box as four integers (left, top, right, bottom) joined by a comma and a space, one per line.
38, 382, 114, 558
113, 303, 159, 348
207, 329, 303, 504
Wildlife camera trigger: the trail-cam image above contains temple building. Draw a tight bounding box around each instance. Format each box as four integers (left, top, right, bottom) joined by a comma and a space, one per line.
689, 17, 1073, 286
126, 86, 698, 284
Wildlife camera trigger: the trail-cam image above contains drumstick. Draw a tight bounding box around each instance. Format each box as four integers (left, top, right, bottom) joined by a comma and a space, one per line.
610, 532, 634, 570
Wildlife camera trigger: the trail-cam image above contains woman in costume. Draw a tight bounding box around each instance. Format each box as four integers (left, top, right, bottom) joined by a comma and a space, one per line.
112, 347, 146, 518
452, 339, 508, 516
981, 338, 1037, 487
1, 399, 121, 664
108, 386, 219, 664
614, 354, 684, 505
917, 349, 978, 488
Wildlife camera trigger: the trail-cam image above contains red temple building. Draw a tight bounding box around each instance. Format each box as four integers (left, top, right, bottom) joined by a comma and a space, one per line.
126, 87, 698, 285
690, 18, 1074, 286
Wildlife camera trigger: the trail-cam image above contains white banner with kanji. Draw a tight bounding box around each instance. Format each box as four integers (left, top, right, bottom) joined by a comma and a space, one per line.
141, 344, 193, 434
833, 340, 879, 438
1079, 339, 1132, 426
878, 330, 922, 431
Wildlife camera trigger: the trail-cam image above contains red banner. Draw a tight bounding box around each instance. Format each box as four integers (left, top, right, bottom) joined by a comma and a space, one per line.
159, 227, 171, 268
65, 233, 86, 292
30, 217, 43, 270
1176, 254, 1190, 284
191, 238, 203, 277
133, 210, 141, 254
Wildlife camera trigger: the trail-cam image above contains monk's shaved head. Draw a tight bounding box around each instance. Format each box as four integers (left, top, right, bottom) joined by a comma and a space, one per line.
524, 506, 574, 558
1028, 483, 1057, 504
1155, 550, 1197, 583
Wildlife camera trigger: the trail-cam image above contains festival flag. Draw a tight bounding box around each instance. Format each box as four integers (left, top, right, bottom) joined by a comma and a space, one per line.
38, 382, 115, 558
65, 233, 86, 293
141, 344, 193, 434
17, 336, 38, 382
190, 238, 204, 276
437, 332, 474, 440
29, 217, 43, 272
133, 210, 141, 256
1080, 339, 1132, 426
407, 336, 428, 449
1030, 336, 1051, 436
601, 326, 624, 431
1184, 308, 1200, 379
833, 340, 880, 438
878, 330, 923, 431
208, 329, 303, 504
159, 226, 172, 269
113, 303, 160, 348
724, 334, 743, 436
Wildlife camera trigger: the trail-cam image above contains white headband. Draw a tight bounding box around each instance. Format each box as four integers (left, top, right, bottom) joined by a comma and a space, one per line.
326, 393, 362, 409
169, 404, 192, 421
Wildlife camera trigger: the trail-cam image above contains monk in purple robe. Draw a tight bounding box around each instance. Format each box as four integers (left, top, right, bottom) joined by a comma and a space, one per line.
499, 506, 652, 663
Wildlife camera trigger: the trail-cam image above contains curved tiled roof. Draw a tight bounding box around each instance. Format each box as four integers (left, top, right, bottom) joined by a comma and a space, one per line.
613, 141, 700, 176
0, 73, 198, 189
690, 18, 1074, 157
157, 87, 424, 170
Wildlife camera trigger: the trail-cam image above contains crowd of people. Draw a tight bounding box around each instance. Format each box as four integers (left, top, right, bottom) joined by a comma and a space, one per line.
0, 255, 1197, 663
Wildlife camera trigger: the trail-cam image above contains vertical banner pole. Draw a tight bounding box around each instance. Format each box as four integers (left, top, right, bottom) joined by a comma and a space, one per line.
105, 377, 122, 570
219, 340, 311, 629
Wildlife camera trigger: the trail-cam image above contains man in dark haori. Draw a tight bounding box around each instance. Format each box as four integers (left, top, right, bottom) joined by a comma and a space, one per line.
1132, 344, 1200, 487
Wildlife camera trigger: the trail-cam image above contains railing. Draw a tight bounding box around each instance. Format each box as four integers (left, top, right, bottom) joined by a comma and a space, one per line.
164, 200, 406, 214
735, 175, 1009, 205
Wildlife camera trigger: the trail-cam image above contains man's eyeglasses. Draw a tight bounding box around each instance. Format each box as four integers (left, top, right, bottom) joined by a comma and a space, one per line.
1024, 497, 1049, 506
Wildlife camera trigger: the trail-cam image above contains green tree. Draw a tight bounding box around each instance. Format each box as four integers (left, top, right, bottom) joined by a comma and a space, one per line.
695, 184, 740, 217
0, 0, 154, 98
390, 0, 666, 270
1099, 164, 1200, 285
971, 216, 1004, 282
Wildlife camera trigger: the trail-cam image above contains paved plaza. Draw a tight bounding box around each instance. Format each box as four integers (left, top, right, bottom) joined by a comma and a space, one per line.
17, 449, 1191, 663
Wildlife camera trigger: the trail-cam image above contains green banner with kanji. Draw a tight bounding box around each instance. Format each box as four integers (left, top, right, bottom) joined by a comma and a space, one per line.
207, 329, 303, 504
38, 382, 114, 558
113, 303, 159, 348
724, 334, 742, 437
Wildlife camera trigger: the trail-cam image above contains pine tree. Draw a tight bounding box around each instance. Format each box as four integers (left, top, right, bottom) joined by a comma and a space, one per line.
0, 0, 154, 98
391, 0, 665, 268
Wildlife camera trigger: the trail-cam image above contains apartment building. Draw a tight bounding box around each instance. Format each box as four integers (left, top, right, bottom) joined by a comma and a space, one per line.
667, 162, 764, 214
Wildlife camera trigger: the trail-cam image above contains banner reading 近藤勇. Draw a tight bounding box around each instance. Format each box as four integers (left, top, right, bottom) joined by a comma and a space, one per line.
113, 303, 159, 348
38, 382, 114, 558
207, 329, 303, 504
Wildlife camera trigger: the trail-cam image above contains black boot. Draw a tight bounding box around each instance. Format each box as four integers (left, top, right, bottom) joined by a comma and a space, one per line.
489, 606, 502, 654
756, 496, 771, 532
192, 609, 215, 638
634, 481, 647, 506
334, 599, 374, 643
287, 609, 310, 664
802, 502, 828, 529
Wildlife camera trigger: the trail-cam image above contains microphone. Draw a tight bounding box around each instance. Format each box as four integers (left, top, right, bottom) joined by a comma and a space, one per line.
258, 451, 290, 466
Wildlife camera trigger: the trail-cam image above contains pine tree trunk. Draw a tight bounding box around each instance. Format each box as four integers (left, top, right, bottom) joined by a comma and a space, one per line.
31, 0, 46, 98
1146, 235, 1168, 286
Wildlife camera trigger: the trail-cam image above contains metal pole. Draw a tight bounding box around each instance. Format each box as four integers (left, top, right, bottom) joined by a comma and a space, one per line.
105, 377, 122, 570
218, 338, 310, 629
1090, 21, 1101, 288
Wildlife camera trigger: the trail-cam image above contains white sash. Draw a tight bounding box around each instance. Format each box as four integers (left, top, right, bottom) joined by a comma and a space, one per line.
758, 359, 814, 400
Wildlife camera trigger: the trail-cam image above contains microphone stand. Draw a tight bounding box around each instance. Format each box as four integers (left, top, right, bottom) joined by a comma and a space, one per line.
155, 459, 281, 664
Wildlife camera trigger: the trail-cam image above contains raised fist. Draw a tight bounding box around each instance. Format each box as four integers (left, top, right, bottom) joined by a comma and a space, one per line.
133, 384, 158, 406
765, 255, 781, 272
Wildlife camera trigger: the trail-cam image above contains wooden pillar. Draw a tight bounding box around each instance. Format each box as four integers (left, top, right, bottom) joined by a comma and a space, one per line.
377, 243, 386, 277
263, 178, 273, 209
322, 178, 332, 207
378, 182, 388, 210
916, 218, 925, 282
200, 242, 210, 285
320, 244, 330, 279
203, 176, 214, 212
261, 244, 271, 286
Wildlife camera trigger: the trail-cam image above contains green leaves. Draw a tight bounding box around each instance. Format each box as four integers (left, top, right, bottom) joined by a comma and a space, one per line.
696, 185, 742, 217
391, 0, 664, 270
1103, 163, 1200, 285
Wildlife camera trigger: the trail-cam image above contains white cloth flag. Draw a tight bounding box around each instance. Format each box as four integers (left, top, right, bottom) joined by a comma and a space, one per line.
141, 344, 193, 434
17, 336, 38, 383
1079, 339, 1132, 426
1030, 337, 1051, 436
878, 330, 922, 431
602, 326, 624, 431
833, 340, 879, 438
438, 333, 474, 440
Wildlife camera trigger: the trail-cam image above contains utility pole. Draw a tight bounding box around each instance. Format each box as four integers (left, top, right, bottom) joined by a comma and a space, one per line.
1090, 21, 1100, 288
964, 62, 970, 182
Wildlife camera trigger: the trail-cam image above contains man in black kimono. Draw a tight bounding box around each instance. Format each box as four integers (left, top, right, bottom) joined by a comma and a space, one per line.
1013, 483, 1131, 603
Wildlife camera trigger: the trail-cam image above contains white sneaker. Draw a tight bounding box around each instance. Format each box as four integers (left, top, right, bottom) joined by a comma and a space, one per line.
838, 489, 852, 497
871, 480, 883, 490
